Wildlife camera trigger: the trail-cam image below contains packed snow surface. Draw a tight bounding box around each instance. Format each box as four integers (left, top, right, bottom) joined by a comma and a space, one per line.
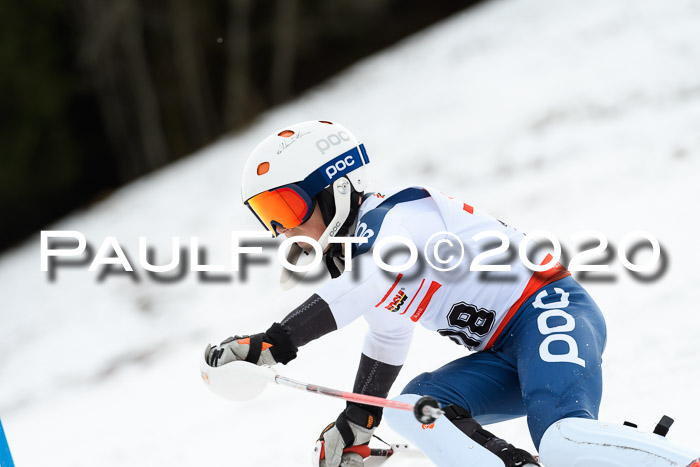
1, 0, 699, 464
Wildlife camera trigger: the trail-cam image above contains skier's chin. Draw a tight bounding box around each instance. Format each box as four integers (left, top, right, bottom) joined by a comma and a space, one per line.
282, 236, 315, 253
298, 241, 329, 254
298, 241, 314, 252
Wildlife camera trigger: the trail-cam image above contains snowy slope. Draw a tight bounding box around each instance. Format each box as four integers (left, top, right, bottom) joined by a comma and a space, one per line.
2, 0, 700, 465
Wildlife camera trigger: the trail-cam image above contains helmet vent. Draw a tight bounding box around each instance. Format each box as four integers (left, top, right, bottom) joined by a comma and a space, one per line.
257, 162, 270, 175
319, 120, 333, 125
278, 130, 295, 137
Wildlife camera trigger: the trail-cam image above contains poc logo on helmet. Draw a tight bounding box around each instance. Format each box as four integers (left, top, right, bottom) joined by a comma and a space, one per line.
316, 131, 350, 154
325, 155, 355, 180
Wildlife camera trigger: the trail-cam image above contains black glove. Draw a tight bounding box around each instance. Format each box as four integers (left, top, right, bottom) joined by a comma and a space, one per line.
205, 322, 298, 367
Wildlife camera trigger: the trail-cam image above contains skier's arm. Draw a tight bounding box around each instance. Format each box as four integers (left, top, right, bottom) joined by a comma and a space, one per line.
314, 326, 411, 467
279, 294, 410, 415
280, 293, 338, 348
348, 353, 402, 418
349, 318, 414, 417
205, 293, 336, 367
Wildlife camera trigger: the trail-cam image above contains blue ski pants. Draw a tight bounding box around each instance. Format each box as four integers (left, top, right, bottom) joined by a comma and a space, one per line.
402, 276, 607, 449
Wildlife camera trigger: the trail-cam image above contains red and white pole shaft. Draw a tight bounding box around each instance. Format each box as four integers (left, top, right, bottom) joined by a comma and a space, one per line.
274, 374, 443, 424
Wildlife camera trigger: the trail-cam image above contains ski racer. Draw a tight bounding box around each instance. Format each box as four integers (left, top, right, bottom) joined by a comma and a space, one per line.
204, 121, 695, 467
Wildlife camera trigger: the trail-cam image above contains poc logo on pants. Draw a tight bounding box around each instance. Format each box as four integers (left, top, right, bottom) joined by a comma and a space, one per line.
534, 288, 586, 368
325, 155, 355, 180
316, 131, 350, 154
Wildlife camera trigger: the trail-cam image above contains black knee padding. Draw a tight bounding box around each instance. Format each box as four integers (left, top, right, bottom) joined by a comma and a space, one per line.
444, 405, 496, 447
443, 404, 472, 420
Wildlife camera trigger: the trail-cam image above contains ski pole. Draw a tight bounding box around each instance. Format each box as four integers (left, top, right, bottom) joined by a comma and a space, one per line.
200, 356, 444, 424
274, 373, 443, 424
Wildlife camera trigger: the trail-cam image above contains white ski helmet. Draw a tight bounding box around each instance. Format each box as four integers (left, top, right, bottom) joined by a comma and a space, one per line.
241, 120, 371, 287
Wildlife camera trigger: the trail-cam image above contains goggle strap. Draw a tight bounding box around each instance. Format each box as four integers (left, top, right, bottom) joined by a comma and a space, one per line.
296, 145, 368, 198
359, 144, 370, 165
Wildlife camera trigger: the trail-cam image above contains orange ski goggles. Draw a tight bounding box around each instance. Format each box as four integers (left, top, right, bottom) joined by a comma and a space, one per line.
245, 184, 315, 235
